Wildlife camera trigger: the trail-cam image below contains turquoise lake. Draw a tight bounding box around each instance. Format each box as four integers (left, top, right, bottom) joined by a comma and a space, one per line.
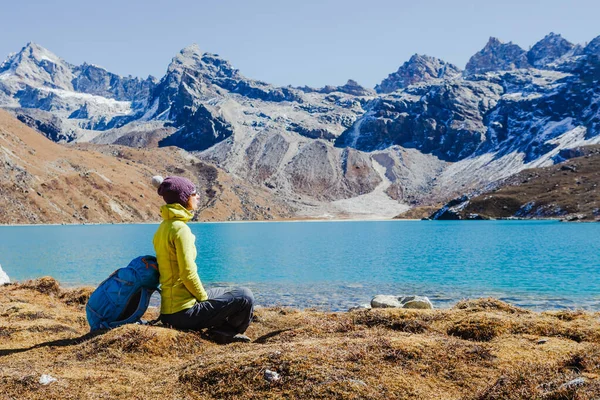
0, 220, 598, 311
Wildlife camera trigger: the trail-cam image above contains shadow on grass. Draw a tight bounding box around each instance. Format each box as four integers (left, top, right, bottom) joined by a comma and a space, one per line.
0, 330, 106, 357
253, 329, 293, 344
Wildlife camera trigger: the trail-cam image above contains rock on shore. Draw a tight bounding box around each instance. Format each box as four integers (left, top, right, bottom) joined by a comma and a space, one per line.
371, 295, 434, 309
0, 264, 9, 285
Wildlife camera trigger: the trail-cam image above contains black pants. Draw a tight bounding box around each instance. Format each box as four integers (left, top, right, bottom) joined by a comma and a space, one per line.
160, 287, 254, 336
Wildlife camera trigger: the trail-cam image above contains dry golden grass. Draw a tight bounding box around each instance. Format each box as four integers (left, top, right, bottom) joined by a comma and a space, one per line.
1, 279, 599, 399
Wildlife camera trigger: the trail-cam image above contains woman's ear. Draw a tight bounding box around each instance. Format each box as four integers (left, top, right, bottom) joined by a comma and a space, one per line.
186, 195, 194, 211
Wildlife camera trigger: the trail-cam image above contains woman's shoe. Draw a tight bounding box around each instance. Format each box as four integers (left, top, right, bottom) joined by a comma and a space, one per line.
230, 333, 251, 343
207, 329, 252, 344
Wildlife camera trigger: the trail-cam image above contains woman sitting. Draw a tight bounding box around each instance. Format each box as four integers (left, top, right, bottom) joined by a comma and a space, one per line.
152, 175, 254, 343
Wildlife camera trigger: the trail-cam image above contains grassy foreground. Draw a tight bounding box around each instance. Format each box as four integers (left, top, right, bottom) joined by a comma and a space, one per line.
1, 278, 599, 399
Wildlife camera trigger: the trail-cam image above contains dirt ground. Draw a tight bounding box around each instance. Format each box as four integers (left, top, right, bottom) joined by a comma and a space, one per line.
1, 278, 599, 399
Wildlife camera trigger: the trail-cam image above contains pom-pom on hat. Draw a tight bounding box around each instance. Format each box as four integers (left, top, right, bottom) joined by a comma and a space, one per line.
152, 175, 196, 207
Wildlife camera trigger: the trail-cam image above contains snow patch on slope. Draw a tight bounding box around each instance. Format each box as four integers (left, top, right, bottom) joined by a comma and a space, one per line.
39, 88, 132, 113
328, 157, 410, 219
436, 121, 600, 198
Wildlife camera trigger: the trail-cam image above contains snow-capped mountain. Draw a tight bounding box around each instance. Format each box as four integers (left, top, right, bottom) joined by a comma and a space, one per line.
1, 34, 600, 219
0, 43, 157, 141
0, 42, 75, 92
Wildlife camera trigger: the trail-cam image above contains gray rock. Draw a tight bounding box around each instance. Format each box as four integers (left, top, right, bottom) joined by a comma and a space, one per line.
72, 62, 156, 102
0, 263, 9, 285
371, 295, 402, 308
348, 303, 372, 312
371, 295, 433, 309
336, 79, 503, 161
159, 104, 234, 151
401, 296, 434, 309
527, 33, 575, 68
584, 35, 600, 56
560, 377, 586, 390
430, 196, 470, 220
557, 148, 586, 161
11, 108, 73, 142
263, 369, 280, 383
465, 37, 530, 75
299, 79, 375, 97
375, 54, 461, 93
347, 379, 367, 386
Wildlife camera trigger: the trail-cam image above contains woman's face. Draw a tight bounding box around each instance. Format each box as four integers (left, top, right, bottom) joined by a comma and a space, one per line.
186, 192, 200, 211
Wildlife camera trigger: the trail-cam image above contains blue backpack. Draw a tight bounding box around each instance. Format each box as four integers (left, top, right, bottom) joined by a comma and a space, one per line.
86, 256, 160, 331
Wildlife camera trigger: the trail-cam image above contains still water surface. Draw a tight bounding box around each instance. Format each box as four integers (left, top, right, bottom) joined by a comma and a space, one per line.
0, 220, 598, 311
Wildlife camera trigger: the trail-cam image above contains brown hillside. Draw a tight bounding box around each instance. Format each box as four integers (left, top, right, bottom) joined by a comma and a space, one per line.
0, 110, 293, 224
462, 146, 600, 221
1, 279, 599, 399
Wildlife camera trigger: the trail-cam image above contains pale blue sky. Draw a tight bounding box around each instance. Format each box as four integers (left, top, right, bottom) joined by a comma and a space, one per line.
2, 0, 599, 88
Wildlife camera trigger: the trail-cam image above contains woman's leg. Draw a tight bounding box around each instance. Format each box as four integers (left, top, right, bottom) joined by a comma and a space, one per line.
161, 287, 254, 334
202, 287, 254, 334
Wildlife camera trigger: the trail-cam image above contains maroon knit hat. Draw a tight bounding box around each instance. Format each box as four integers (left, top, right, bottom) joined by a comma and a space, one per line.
152, 175, 196, 207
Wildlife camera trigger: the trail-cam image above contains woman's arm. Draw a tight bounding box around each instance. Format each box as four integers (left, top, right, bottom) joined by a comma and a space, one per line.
174, 224, 209, 302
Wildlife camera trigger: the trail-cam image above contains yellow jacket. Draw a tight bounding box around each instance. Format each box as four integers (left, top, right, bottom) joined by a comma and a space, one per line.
153, 203, 208, 314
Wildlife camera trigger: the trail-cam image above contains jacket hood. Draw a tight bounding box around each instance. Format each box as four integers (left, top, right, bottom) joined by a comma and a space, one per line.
160, 203, 194, 222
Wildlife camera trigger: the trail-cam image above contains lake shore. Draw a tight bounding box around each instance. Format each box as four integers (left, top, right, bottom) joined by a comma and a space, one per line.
1, 278, 599, 399
0, 217, 424, 227
2, 220, 599, 314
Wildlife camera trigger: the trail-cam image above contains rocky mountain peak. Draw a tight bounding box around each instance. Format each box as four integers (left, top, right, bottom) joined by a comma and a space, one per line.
527, 32, 575, 68
465, 37, 530, 75
585, 35, 600, 56
323, 79, 373, 95
339, 79, 374, 96
375, 54, 461, 93
3, 42, 68, 72
71, 62, 157, 102
23, 42, 62, 63
170, 44, 203, 69
487, 37, 502, 47
0, 42, 74, 91
167, 44, 238, 80
296, 79, 372, 96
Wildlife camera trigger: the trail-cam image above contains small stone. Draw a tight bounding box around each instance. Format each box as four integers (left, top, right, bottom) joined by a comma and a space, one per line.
348, 303, 372, 311
560, 377, 586, 390
264, 369, 280, 383
39, 374, 57, 385
537, 338, 548, 344
560, 164, 577, 172
347, 379, 367, 386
